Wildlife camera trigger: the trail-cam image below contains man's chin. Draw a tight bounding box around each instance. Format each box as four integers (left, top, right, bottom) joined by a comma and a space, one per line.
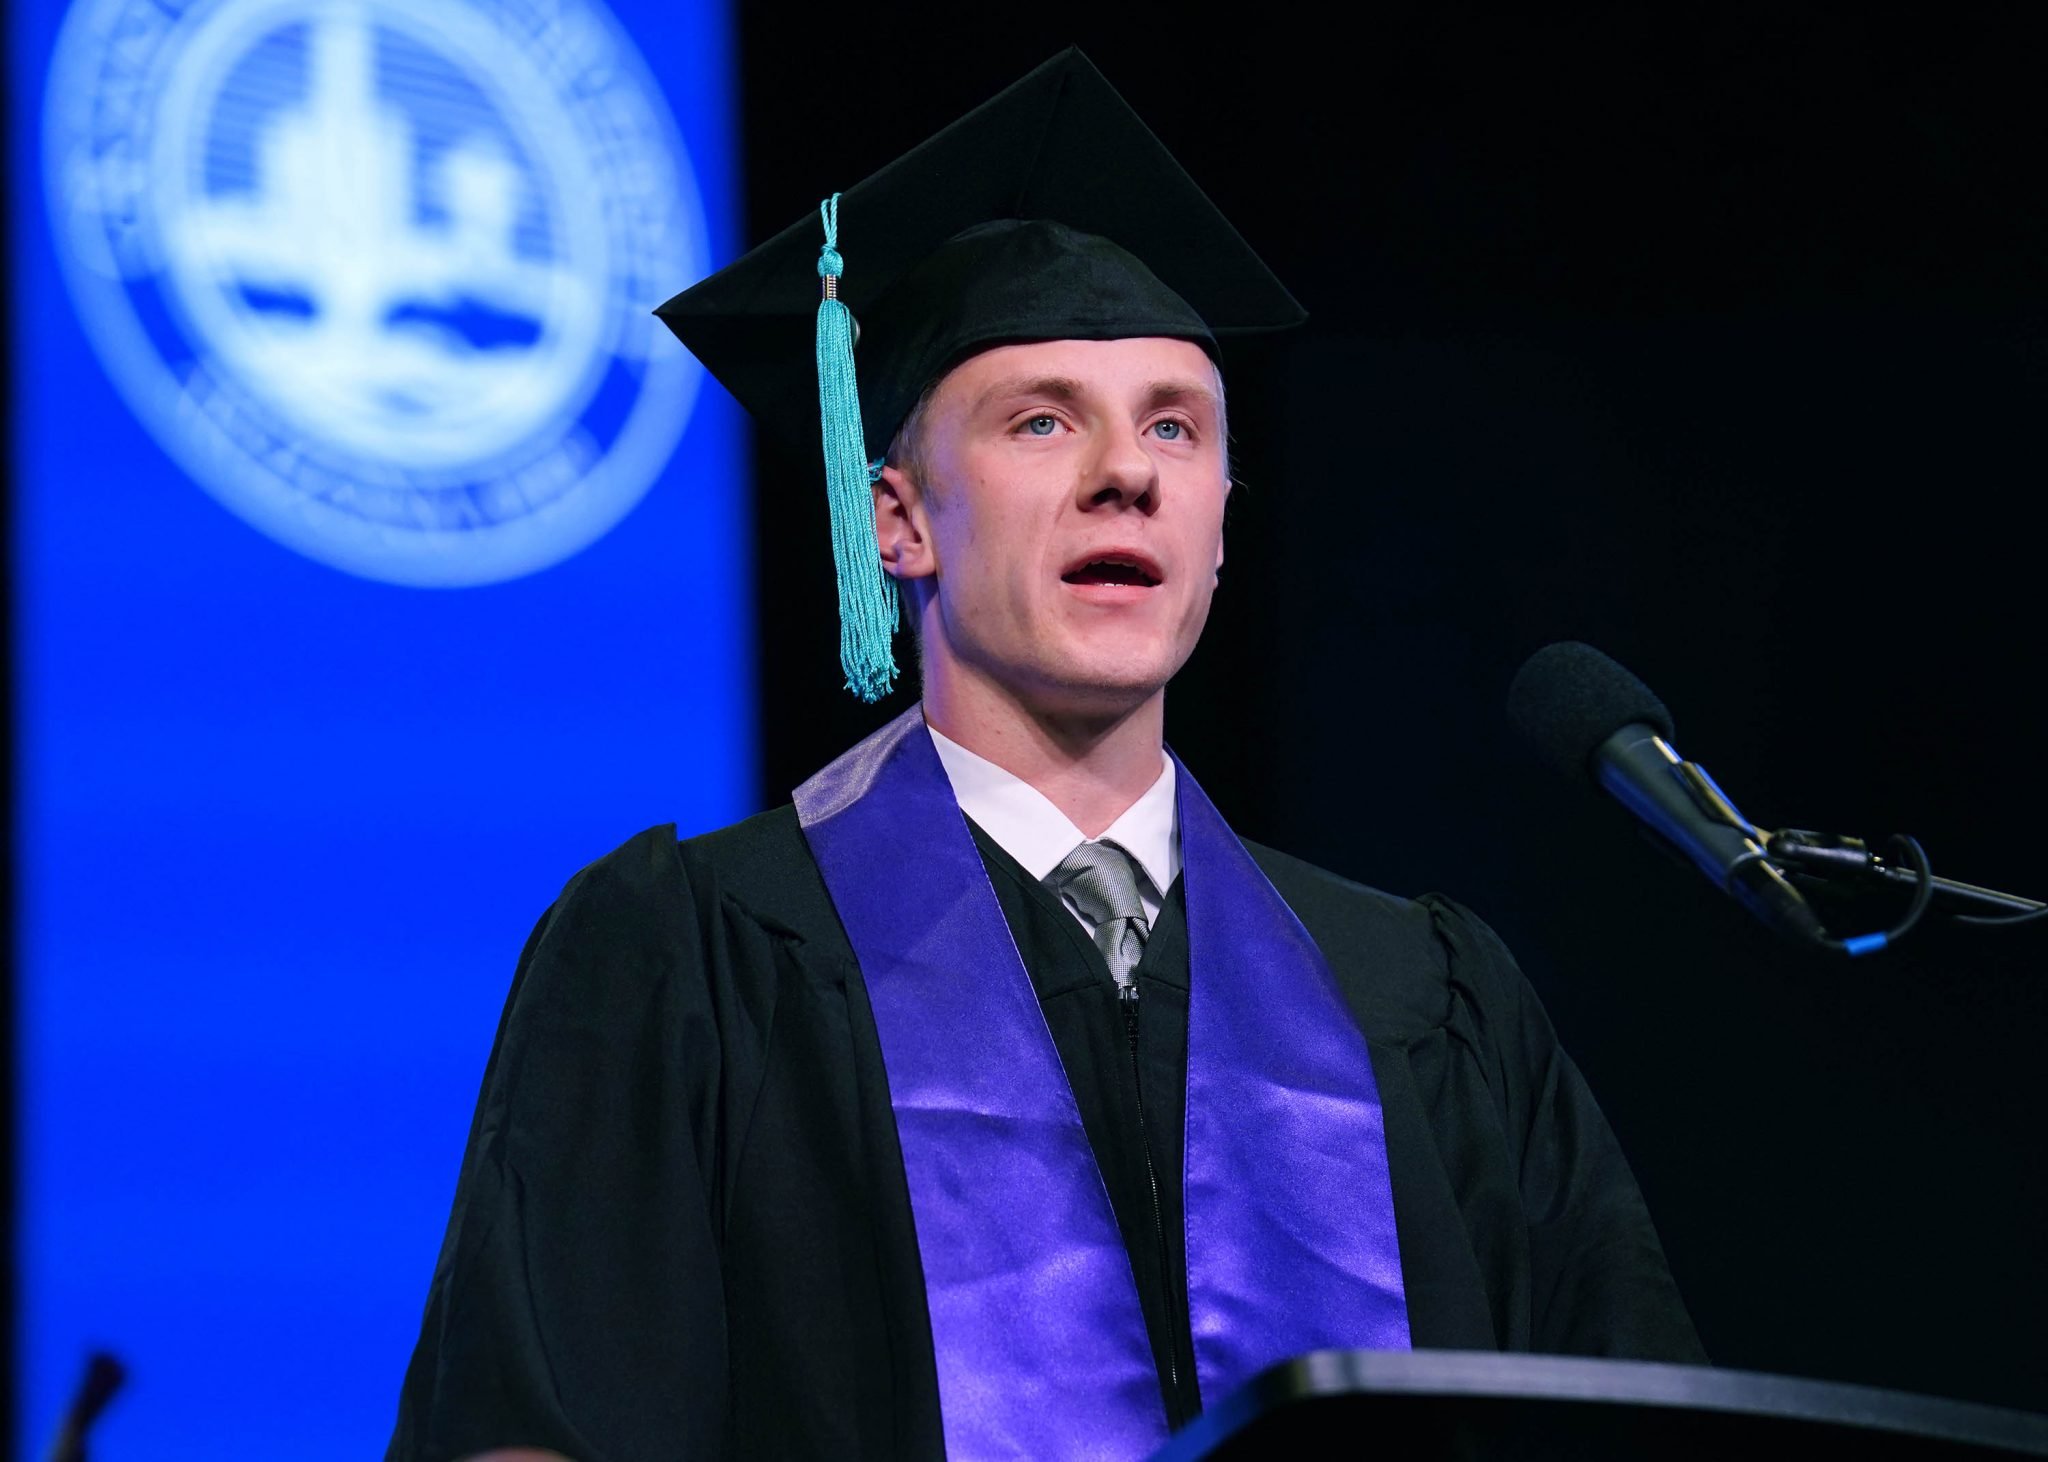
1024, 653, 1180, 718
932, 627, 1187, 721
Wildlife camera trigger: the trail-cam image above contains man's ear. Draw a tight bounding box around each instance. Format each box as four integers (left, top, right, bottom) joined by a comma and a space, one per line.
874, 463, 938, 581
1215, 472, 1234, 579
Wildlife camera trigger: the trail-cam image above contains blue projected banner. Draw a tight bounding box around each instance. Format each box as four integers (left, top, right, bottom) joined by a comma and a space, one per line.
12, 0, 748, 1454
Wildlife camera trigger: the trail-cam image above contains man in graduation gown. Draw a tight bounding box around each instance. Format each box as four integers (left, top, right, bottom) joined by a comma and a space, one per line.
388, 50, 1702, 1462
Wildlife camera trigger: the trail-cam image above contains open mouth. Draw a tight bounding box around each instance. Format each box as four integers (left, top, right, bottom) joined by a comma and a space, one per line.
1061, 552, 1161, 587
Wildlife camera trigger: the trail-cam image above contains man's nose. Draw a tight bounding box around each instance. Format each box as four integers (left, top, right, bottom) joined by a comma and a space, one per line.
1082, 422, 1158, 511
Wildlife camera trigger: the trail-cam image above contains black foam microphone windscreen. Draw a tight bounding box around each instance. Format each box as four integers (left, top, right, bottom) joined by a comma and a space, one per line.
1506, 641, 1675, 779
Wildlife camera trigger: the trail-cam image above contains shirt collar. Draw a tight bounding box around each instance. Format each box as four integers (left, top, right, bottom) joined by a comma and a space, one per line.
925, 720, 1181, 896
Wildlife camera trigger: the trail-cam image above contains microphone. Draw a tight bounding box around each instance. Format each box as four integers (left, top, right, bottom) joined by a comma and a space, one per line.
1507, 642, 1830, 946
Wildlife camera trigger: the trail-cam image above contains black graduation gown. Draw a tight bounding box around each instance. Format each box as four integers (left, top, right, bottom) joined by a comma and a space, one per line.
388, 806, 1702, 1462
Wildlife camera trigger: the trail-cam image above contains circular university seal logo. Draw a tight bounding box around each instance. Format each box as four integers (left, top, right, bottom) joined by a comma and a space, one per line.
44, 0, 706, 586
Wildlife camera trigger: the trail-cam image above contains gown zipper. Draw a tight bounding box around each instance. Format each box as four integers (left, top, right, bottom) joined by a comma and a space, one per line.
1120, 981, 1183, 1410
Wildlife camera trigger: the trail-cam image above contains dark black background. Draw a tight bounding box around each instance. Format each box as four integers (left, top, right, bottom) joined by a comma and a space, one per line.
735, 4, 2047, 1413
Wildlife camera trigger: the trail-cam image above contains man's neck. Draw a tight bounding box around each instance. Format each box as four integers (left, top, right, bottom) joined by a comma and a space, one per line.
921, 675, 1166, 840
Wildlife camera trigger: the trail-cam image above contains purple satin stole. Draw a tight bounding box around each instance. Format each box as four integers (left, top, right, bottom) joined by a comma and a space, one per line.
795, 708, 1408, 1460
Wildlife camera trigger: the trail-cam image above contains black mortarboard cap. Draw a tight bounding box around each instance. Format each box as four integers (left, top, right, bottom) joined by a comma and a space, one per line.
654, 48, 1305, 700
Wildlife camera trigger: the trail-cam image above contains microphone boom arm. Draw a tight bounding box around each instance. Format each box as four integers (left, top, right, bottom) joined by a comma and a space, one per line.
1768, 830, 2047, 921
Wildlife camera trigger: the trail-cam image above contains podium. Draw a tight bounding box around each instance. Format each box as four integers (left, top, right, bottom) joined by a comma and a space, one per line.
1150, 1351, 2048, 1460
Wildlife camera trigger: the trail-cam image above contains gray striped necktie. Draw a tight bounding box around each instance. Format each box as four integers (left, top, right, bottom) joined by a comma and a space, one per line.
1044, 840, 1151, 989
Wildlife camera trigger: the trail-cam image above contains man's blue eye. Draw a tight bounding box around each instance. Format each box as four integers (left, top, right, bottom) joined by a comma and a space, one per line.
1153, 419, 1184, 440
1025, 415, 1058, 436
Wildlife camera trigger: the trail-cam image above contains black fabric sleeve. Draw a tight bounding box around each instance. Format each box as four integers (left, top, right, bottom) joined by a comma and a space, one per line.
388, 827, 727, 1462
1425, 896, 1707, 1364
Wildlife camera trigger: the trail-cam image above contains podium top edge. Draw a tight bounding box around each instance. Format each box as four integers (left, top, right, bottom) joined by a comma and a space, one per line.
1155, 1350, 2048, 1462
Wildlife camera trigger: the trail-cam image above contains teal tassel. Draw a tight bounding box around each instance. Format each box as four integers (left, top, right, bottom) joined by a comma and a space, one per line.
814, 194, 899, 702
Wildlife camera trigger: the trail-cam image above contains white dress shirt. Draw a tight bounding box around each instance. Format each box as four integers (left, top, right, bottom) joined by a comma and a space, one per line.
926, 722, 1181, 933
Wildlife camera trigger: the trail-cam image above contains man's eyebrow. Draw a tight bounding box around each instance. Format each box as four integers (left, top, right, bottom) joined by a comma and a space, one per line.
970, 375, 1221, 412
1141, 379, 1221, 411
972, 375, 1086, 411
